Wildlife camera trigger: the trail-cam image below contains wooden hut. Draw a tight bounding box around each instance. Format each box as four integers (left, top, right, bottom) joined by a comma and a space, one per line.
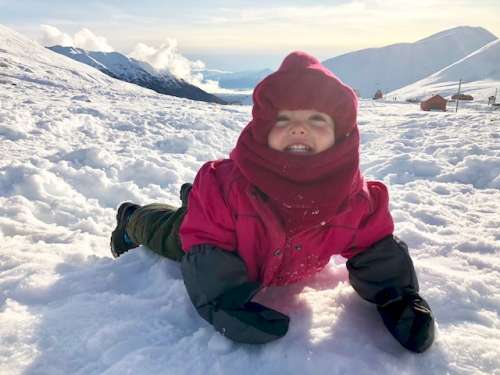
420, 95, 447, 112
451, 93, 473, 101
373, 89, 383, 100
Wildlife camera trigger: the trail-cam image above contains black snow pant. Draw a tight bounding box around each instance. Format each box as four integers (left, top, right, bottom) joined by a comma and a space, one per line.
124, 183, 192, 262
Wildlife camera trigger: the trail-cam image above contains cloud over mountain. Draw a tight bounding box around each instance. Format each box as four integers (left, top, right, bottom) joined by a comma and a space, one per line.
40, 25, 114, 52
129, 39, 221, 92
39, 25, 221, 92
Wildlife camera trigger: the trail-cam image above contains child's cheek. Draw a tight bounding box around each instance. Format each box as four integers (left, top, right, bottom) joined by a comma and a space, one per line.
269, 127, 286, 140
315, 126, 335, 137
267, 126, 286, 149
315, 125, 332, 133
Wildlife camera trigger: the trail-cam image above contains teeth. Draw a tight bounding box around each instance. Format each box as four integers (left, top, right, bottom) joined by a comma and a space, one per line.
286, 144, 311, 153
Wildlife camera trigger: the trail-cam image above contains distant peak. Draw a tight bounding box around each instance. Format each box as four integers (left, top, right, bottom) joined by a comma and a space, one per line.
416, 25, 497, 44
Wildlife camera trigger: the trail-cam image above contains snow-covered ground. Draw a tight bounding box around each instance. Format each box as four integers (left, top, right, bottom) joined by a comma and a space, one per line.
1, 26, 500, 375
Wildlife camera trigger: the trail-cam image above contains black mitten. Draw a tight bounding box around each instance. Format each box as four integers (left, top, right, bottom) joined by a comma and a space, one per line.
377, 291, 434, 353
347, 235, 435, 352
182, 244, 289, 344
213, 301, 290, 344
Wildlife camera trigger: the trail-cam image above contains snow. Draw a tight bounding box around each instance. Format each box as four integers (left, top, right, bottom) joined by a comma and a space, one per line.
1, 25, 500, 375
389, 39, 500, 101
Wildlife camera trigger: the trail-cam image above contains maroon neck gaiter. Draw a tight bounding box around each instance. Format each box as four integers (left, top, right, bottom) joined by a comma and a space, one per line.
230, 51, 362, 226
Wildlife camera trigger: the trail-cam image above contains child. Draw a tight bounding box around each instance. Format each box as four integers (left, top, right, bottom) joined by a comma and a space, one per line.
110, 51, 435, 352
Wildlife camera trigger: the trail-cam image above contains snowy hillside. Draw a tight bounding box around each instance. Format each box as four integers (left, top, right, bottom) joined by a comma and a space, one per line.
388, 39, 500, 101
1, 25, 500, 375
0, 25, 136, 93
48, 45, 226, 104
322, 26, 497, 98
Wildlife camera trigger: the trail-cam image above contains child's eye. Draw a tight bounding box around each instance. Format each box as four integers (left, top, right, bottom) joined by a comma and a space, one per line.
275, 116, 289, 127
309, 115, 327, 125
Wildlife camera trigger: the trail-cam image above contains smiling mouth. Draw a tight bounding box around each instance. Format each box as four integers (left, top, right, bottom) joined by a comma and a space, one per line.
285, 144, 313, 153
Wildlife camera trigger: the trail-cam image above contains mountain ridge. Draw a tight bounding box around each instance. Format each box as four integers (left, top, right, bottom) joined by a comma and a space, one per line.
322, 26, 497, 97
48, 45, 226, 104
388, 38, 500, 100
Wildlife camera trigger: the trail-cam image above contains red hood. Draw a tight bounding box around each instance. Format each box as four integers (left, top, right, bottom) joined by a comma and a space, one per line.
230, 51, 361, 225
251, 50, 358, 142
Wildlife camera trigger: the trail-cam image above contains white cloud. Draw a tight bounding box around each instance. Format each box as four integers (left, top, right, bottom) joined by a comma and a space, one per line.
73, 28, 114, 52
129, 38, 221, 91
40, 24, 74, 47
39, 25, 113, 52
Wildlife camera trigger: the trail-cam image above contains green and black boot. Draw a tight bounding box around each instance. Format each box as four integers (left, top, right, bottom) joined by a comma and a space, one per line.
110, 202, 140, 258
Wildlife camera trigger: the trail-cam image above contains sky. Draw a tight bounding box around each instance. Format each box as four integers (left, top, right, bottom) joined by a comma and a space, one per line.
1, 0, 499, 71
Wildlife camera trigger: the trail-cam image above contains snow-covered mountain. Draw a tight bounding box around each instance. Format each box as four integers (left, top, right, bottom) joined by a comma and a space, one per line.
0, 25, 133, 94
388, 39, 500, 101
1, 24, 500, 375
322, 26, 497, 98
48, 45, 227, 104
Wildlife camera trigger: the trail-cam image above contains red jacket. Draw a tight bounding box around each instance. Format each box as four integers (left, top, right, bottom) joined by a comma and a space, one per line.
179, 159, 394, 287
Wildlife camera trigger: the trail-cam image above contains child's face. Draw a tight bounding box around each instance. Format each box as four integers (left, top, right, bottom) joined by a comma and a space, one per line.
267, 110, 335, 154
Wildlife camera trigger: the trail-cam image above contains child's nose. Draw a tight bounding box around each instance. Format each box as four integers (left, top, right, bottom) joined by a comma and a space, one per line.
289, 121, 307, 135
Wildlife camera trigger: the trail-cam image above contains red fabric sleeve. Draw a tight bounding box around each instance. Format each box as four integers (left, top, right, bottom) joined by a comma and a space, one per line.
341, 181, 395, 259
179, 161, 237, 252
